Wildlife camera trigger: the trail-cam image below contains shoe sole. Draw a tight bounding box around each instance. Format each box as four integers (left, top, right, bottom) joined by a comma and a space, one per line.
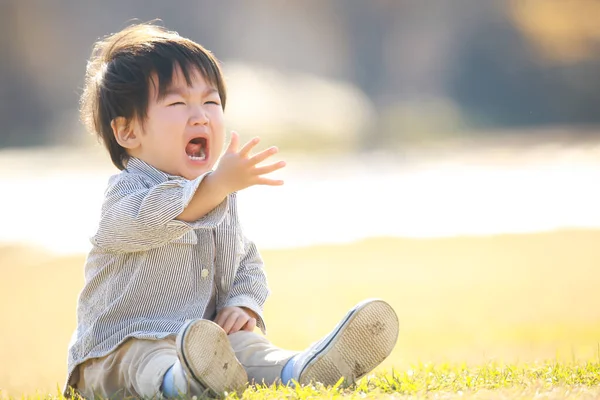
298, 299, 399, 387
176, 319, 247, 396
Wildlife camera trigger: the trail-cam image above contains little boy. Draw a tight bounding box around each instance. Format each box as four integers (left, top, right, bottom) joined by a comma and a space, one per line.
65, 22, 399, 399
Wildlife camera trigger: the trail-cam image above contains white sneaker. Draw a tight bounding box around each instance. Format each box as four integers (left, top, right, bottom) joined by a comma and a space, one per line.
176, 319, 248, 396
292, 299, 399, 387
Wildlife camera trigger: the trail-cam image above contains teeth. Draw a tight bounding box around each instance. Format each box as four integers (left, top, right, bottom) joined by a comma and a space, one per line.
187, 148, 206, 161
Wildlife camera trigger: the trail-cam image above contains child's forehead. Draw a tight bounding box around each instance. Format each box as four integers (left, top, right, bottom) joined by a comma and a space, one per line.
150, 64, 216, 97
171, 63, 204, 83
164, 64, 207, 87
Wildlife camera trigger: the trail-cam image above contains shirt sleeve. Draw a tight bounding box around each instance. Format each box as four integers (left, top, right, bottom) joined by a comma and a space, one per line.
224, 235, 270, 334
92, 172, 228, 252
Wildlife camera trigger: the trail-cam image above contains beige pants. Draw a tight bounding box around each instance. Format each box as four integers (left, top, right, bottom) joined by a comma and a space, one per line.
75, 332, 297, 399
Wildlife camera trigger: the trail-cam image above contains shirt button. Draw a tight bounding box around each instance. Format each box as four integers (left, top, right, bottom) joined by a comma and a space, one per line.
201, 269, 209, 279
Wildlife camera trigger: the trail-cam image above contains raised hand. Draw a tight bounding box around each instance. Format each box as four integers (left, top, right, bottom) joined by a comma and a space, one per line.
212, 131, 286, 194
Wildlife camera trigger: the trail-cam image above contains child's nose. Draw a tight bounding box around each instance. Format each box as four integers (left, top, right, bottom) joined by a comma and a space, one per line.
190, 108, 209, 125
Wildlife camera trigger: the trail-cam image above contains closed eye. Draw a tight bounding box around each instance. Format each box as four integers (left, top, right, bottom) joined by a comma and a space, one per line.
205, 101, 220, 105
168, 101, 186, 106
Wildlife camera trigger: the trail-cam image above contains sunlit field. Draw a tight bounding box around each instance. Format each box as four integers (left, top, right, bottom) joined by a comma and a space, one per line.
1, 136, 600, 397
2, 230, 600, 398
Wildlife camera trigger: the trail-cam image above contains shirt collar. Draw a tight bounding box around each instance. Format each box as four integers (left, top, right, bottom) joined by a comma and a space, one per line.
125, 157, 183, 184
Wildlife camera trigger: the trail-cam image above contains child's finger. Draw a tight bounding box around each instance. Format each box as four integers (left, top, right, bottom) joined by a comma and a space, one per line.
248, 146, 278, 165
214, 310, 228, 329
226, 131, 239, 153
242, 318, 256, 332
221, 313, 237, 334
254, 161, 286, 176
230, 314, 249, 334
238, 137, 260, 157
256, 177, 285, 186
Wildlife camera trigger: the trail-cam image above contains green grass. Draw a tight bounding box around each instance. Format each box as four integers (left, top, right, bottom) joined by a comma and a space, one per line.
6, 360, 600, 399
4, 231, 600, 398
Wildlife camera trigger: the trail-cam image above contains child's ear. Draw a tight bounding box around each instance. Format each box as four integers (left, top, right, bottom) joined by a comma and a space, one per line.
111, 117, 140, 149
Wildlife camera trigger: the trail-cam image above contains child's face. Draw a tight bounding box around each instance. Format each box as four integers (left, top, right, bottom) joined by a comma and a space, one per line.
130, 64, 225, 180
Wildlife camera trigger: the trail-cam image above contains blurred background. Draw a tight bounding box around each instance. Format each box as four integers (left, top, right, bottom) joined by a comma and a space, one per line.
1, 0, 600, 396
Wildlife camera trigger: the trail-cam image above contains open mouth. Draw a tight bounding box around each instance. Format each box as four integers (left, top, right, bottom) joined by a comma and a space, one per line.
185, 137, 208, 162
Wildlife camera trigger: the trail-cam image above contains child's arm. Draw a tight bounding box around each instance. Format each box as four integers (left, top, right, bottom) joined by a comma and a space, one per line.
93, 173, 228, 252
93, 133, 285, 253
222, 236, 270, 334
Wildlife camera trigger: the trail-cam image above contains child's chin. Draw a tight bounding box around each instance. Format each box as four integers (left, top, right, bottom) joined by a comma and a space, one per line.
183, 166, 211, 180
182, 172, 204, 180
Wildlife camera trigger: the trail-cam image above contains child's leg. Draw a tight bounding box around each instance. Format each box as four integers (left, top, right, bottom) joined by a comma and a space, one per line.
228, 330, 298, 385
75, 320, 248, 398
230, 299, 398, 388
75, 337, 178, 399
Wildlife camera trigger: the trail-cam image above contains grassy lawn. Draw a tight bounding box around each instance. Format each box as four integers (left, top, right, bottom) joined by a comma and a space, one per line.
12, 362, 600, 399
2, 230, 600, 398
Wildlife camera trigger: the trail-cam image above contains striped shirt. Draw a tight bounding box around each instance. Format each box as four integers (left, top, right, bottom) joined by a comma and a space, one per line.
65, 157, 270, 388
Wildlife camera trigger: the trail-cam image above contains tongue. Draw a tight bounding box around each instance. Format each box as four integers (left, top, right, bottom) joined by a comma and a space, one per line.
186, 142, 203, 157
